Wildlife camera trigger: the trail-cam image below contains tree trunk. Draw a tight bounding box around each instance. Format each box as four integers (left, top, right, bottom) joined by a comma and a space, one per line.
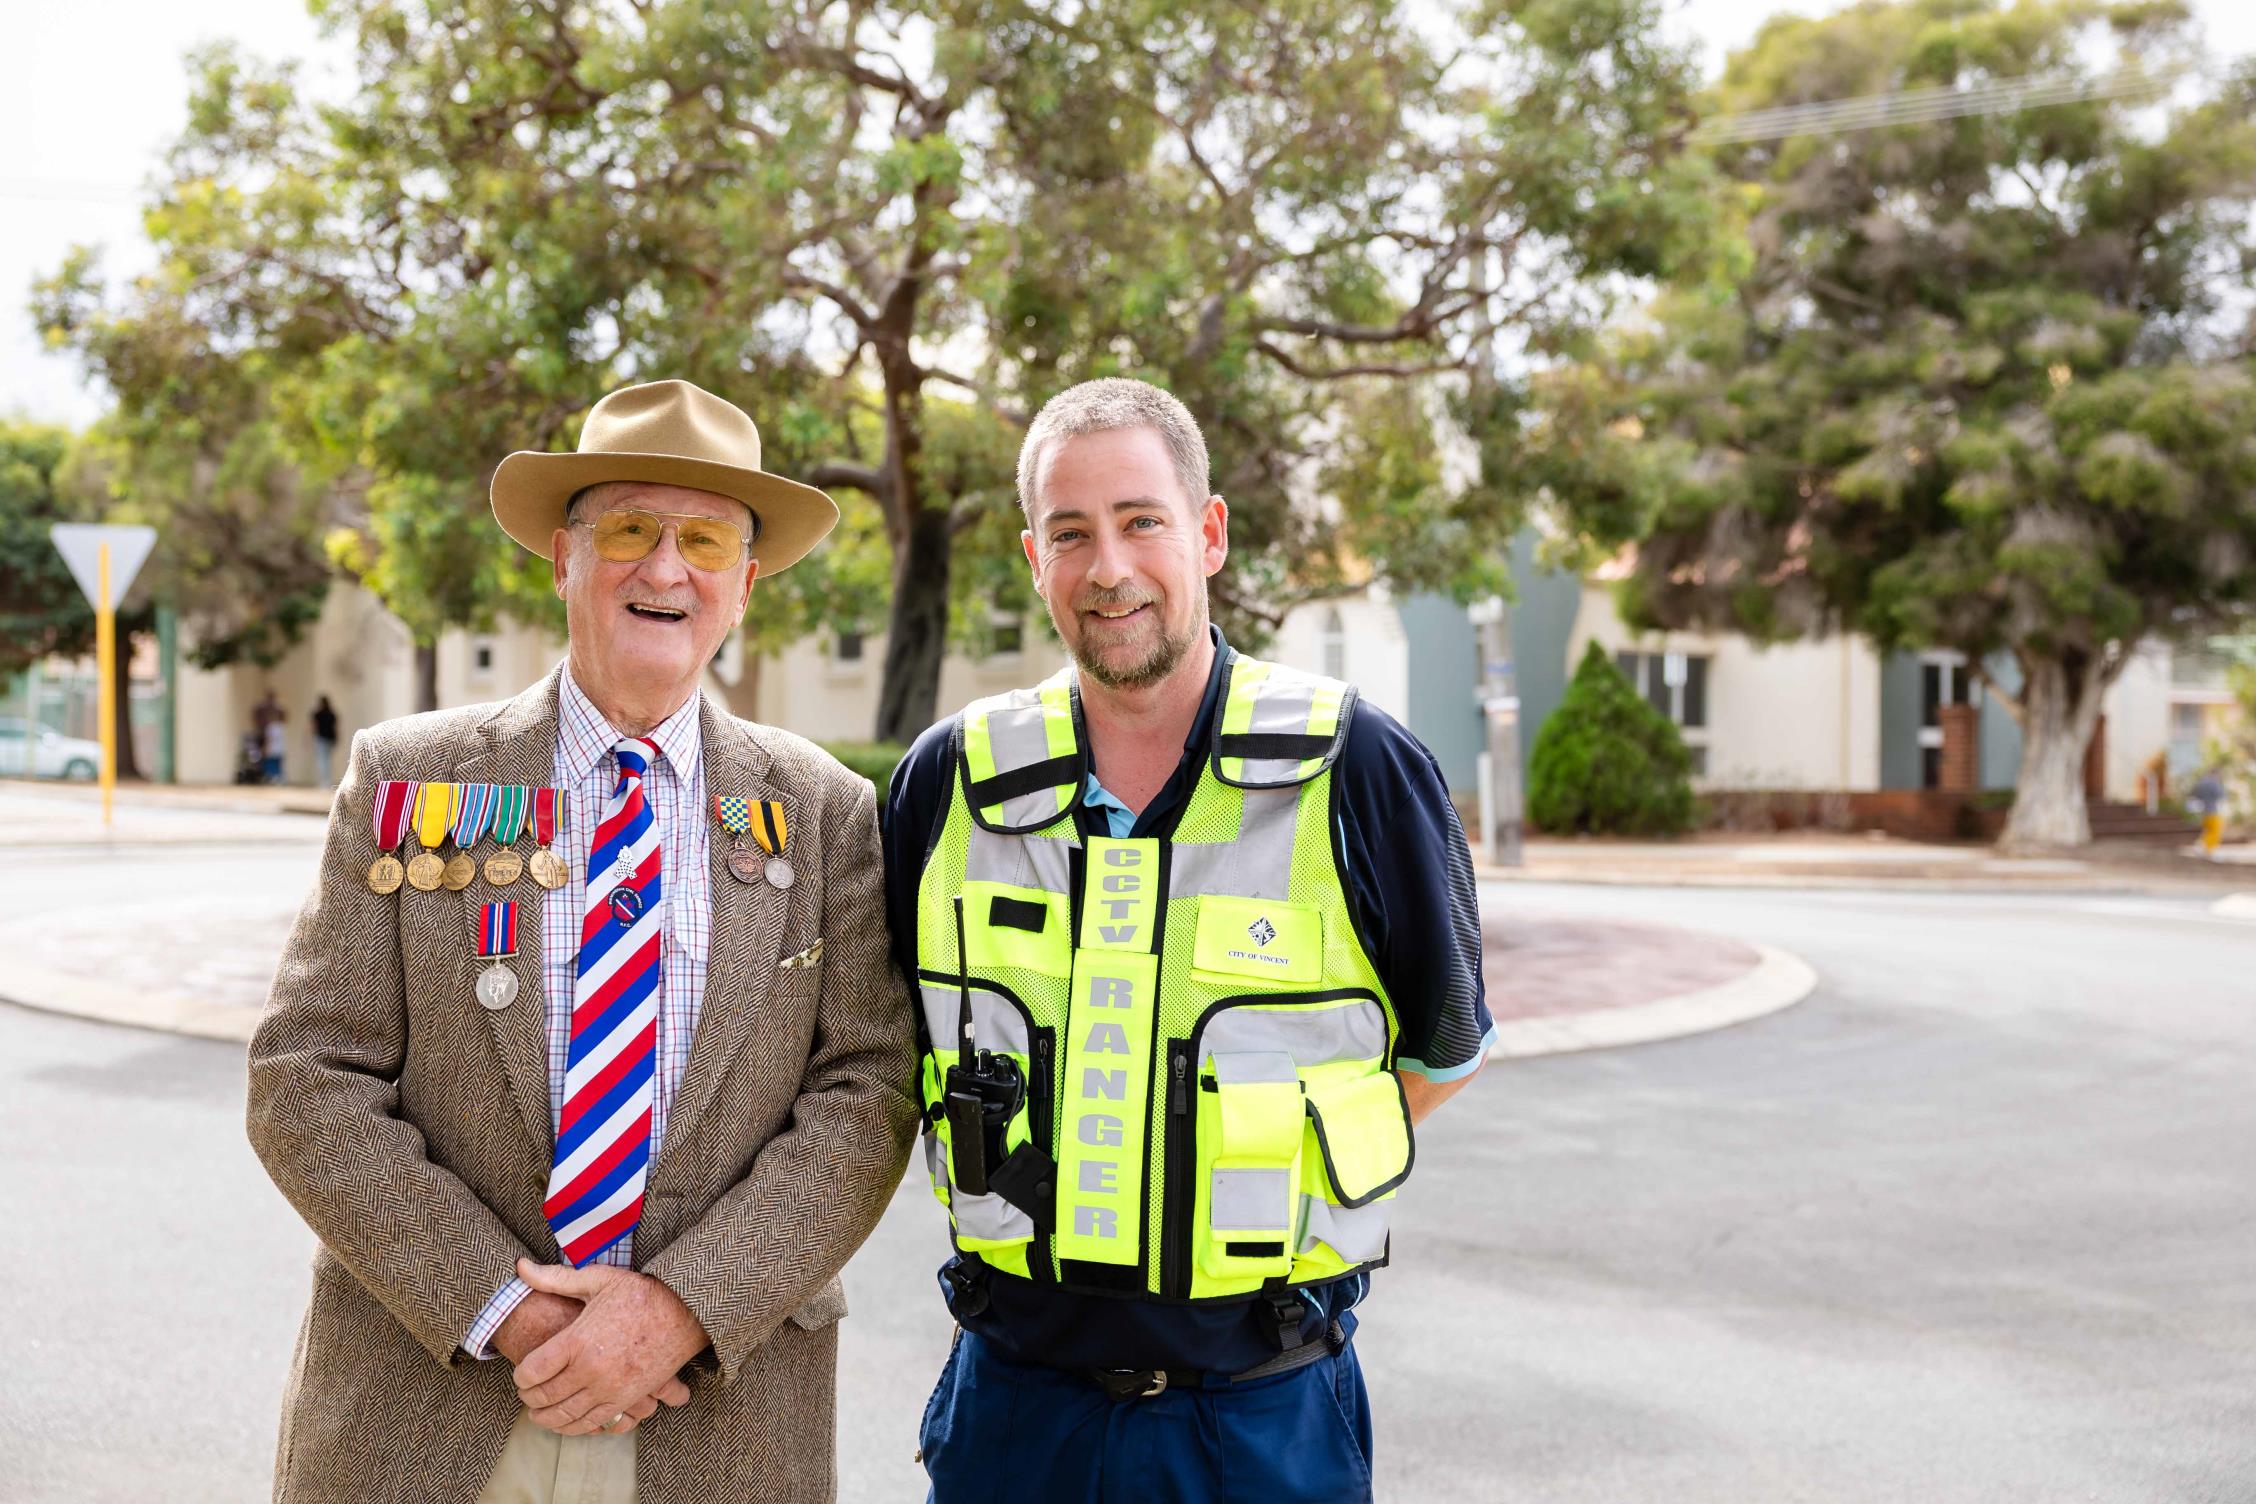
874, 506, 952, 745
112, 627, 143, 782
1998, 652, 2106, 850
415, 641, 439, 713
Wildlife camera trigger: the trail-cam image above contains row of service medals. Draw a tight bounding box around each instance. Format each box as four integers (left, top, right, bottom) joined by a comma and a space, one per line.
365, 781, 569, 895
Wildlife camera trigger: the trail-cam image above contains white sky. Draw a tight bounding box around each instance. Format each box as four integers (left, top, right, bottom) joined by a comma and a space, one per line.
7, 0, 2255, 427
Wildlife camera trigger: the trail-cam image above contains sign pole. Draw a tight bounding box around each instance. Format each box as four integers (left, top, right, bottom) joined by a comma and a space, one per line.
97, 542, 115, 828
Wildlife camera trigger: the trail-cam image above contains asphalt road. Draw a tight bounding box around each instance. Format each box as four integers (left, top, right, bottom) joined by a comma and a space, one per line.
2, 851, 2252, 1502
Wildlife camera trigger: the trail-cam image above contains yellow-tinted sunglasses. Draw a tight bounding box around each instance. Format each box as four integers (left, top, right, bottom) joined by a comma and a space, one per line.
576, 508, 752, 572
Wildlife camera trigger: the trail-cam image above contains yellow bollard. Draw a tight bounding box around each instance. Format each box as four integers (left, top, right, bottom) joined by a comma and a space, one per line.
2201, 812, 2223, 856
97, 541, 114, 829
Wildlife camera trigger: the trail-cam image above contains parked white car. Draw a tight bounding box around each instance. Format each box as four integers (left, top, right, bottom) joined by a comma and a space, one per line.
0, 724, 101, 780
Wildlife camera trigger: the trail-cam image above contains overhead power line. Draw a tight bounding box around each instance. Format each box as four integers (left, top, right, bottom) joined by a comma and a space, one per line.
1691, 61, 2198, 145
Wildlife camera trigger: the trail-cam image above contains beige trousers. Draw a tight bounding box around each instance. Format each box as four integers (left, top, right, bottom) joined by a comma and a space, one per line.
476, 1414, 637, 1504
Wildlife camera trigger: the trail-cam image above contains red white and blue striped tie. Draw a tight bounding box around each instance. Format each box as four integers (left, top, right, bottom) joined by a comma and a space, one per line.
545, 737, 663, 1266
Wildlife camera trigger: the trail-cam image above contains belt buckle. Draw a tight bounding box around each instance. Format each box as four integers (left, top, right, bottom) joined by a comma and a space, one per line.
1095, 1367, 1168, 1401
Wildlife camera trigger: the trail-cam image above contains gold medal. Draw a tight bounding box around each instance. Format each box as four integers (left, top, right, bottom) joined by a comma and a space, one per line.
443, 852, 476, 890
484, 849, 523, 886
408, 783, 456, 895
368, 781, 417, 895
530, 848, 569, 888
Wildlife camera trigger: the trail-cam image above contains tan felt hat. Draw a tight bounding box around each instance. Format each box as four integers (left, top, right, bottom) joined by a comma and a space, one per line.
490, 379, 838, 573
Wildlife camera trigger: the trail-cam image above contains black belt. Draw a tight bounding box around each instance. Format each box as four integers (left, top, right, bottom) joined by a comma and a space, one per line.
1087, 1319, 1348, 1401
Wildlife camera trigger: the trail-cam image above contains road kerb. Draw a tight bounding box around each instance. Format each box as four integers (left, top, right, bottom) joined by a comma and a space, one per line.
0, 961, 260, 1044
2212, 893, 2256, 920
1489, 943, 1817, 1060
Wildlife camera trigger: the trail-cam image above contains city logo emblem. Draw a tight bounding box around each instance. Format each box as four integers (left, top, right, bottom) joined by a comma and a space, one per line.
1247, 916, 1277, 948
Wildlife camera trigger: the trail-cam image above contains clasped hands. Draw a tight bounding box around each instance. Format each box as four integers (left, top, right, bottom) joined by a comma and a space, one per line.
491, 1258, 710, 1437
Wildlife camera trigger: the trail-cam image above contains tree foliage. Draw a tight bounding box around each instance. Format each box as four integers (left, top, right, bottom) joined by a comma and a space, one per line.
0, 424, 93, 680
39, 0, 1711, 739
1525, 0, 2256, 846
1526, 641, 1694, 835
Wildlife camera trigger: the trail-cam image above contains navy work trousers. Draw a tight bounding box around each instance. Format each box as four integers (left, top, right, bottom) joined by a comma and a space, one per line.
920, 1330, 1376, 1504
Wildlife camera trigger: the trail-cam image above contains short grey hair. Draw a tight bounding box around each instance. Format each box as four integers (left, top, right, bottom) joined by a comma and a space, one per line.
1015, 378, 1210, 519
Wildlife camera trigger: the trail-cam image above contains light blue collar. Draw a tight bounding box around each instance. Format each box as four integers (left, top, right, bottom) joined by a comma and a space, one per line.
1081, 775, 1134, 838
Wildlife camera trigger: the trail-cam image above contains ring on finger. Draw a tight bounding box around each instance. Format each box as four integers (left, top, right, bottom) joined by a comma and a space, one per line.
608, 1412, 630, 1431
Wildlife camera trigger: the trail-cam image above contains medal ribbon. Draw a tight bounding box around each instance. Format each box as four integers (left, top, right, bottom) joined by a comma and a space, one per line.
412, 782, 455, 851
749, 799, 788, 857
478, 900, 518, 958
372, 780, 419, 851
713, 795, 751, 836
531, 787, 563, 846
491, 785, 529, 846
451, 783, 496, 848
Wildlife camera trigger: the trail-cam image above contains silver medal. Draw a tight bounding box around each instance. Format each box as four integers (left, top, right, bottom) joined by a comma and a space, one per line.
765, 856, 796, 890
476, 963, 519, 1011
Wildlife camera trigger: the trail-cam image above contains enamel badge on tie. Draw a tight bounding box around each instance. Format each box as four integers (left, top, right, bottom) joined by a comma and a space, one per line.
544, 737, 663, 1267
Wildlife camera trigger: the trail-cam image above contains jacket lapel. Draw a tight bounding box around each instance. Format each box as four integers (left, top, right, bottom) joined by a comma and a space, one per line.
662, 697, 790, 1156
455, 666, 565, 1158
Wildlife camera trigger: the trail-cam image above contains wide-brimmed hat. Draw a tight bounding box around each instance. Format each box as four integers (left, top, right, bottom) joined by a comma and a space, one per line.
490, 379, 838, 573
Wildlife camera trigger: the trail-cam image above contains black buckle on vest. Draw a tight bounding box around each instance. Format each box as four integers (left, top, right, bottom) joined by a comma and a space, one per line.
1265, 1292, 1310, 1352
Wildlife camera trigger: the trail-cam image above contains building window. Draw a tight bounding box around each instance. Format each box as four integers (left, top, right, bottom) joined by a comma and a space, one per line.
834, 631, 865, 664
1614, 650, 1709, 729
1320, 608, 1347, 680
991, 617, 1024, 658
471, 636, 496, 679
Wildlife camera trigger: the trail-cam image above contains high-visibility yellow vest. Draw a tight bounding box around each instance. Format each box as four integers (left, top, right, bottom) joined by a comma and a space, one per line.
913, 653, 1415, 1302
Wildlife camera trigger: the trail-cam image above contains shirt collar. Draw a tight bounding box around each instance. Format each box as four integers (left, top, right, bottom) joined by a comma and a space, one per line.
556, 662, 705, 786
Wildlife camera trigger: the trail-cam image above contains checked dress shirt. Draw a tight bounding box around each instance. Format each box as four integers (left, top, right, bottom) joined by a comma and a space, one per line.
464, 666, 712, 1357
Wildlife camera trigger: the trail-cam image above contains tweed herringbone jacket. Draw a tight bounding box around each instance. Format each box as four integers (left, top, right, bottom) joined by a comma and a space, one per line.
246, 668, 919, 1503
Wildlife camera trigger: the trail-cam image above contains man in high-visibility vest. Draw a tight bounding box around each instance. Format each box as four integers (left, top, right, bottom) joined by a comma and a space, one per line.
881, 378, 1496, 1502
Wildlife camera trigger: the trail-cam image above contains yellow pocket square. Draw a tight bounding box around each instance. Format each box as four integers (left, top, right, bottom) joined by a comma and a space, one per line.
779, 938, 824, 970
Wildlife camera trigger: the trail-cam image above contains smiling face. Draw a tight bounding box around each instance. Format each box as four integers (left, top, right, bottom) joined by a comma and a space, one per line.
1021, 425, 1228, 692
551, 480, 757, 708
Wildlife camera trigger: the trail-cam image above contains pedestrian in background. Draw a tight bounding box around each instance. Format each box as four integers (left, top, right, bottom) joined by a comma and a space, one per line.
310, 695, 340, 787
262, 707, 288, 784
2190, 768, 2227, 856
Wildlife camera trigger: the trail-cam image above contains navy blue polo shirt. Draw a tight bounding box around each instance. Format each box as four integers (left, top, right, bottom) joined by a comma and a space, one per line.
881, 627, 1494, 1373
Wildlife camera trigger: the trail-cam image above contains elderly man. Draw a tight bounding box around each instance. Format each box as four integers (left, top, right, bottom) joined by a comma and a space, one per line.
248, 379, 918, 1503
882, 378, 1494, 1501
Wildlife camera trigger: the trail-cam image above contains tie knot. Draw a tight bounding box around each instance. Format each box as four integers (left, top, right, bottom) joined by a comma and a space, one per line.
614, 738, 657, 780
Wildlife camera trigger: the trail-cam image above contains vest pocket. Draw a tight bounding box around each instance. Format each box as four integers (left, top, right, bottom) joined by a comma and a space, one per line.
1293, 1070, 1414, 1273
1192, 1051, 1305, 1282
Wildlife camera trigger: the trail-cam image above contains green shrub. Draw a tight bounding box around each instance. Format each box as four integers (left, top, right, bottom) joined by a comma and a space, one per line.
1526, 642, 1694, 836
821, 740, 909, 800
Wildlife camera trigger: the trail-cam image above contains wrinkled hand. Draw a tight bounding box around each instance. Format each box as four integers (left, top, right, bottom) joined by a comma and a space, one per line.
513, 1260, 706, 1436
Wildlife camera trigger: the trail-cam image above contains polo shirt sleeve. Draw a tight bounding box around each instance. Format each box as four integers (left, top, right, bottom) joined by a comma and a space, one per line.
1330, 701, 1495, 1082
880, 715, 960, 996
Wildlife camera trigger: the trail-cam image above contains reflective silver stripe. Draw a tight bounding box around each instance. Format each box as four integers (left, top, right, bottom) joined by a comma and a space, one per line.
919, 981, 1031, 1058
1196, 999, 1386, 1071
1170, 789, 1298, 900
1210, 1168, 1293, 1231
966, 823, 1074, 894
927, 1126, 1035, 1243
1299, 1195, 1390, 1262
1231, 669, 1326, 785
982, 696, 1069, 828
1211, 1050, 1299, 1085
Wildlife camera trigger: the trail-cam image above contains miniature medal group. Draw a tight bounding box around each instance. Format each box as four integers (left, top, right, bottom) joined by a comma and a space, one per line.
365, 779, 791, 1012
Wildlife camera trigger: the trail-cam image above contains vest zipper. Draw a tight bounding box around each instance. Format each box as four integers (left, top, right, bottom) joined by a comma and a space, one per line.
1163, 1041, 1193, 1298
1033, 1030, 1057, 1280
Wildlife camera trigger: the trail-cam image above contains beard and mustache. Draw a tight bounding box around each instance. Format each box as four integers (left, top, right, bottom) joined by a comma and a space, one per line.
1063, 584, 1203, 691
